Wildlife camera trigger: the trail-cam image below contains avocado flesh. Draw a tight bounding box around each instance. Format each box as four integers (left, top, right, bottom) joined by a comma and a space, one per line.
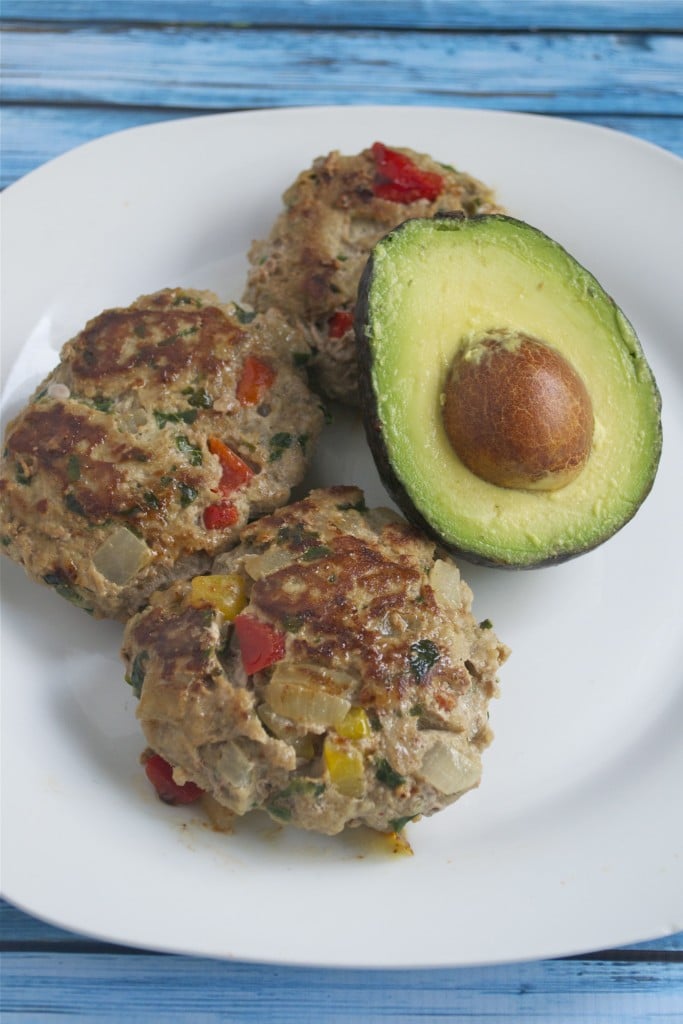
357, 215, 662, 567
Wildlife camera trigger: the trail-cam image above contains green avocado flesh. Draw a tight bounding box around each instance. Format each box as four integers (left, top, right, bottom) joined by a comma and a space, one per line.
356, 215, 662, 567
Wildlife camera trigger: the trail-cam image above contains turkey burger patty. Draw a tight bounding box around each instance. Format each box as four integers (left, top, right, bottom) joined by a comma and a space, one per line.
122, 486, 509, 836
243, 142, 502, 404
0, 288, 324, 620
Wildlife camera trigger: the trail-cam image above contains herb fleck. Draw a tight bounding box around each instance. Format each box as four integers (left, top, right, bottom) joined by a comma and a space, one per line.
232, 303, 256, 324
336, 497, 368, 513
375, 758, 406, 790
301, 545, 333, 562
389, 814, 416, 833
277, 524, 319, 547
67, 455, 81, 482
91, 395, 114, 413
281, 614, 305, 633
409, 639, 440, 683
175, 434, 203, 466
154, 409, 198, 429
172, 292, 202, 307
126, 650, 149, 698
15, 463, 33, 486
268, 432, 308, 462
265, 778, 325, 821
64, 492, 87, 517
178, 483, 198, 507
182, 386, 213, 409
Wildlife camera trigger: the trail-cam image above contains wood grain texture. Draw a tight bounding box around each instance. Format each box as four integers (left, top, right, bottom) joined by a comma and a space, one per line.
3, 0, 683, 30
3, 26, 682, 115
0, 919, 682, 1024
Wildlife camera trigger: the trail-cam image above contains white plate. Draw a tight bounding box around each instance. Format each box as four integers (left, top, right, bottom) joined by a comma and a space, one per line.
1, 106, 682, 968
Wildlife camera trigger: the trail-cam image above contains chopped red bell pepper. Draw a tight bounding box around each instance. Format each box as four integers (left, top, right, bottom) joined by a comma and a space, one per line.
371, 141, 443, 203
234, 614, 286, 673
144, 753, 204, 805
328, 309, 355, 339
236, 355, 276, 406
208, 436, 254, 494
203, 500, 239, 529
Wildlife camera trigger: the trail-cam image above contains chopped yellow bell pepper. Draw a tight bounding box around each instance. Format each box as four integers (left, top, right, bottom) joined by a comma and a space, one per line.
189, 573, 248, 620
323, 737, 365, 798
336, 706, 371, 740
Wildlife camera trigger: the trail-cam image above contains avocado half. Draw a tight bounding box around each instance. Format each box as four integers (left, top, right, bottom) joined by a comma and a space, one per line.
355, 214, 662, 568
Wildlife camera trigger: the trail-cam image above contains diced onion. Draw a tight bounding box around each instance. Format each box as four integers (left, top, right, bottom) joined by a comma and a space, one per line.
265, 663, 354, 730
47, 382, 70, 401
243, 547, 294, 580
213, 740, 253, 789
419, 732, 481, 795
257, 704, 316, 762
257, 702, 299, 741
93, 526, 152, 585
429, 558, 462, 609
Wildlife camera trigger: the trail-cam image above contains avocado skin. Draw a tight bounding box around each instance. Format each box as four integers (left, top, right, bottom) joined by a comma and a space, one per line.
354, 214, 663, 569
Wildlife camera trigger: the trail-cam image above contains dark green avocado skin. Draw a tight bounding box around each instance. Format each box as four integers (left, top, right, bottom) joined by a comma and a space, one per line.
354, 214, 663, 570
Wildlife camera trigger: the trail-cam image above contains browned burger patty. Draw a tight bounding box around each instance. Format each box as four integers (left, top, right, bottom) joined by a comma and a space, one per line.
122, 486, 509, 836
0, 288, 324, 620
243, 143, 502, 404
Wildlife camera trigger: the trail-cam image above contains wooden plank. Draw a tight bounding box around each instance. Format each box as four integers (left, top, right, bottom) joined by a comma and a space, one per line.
2, 106, 681, 190
2, 0, 683, 31
2, 26, 682, 115
1, 949, 681, 1023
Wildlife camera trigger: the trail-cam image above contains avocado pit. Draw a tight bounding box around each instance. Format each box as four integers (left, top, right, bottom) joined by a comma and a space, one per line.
441, 331, 594, 491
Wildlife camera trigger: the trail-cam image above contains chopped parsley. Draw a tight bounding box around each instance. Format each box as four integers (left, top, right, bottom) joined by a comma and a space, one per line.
181, 386, 213, 409
277, 524, 319, 547
67, 455, 81, 482
178, 482, 198, 507
375, 758, 406, 790
231, 303, 256, 324
15, 463, 33, 486
281, 613, 305, 633
154, 409, 198, 429
266, 778, 325, 821
64, 492, 87, 517
389, 814, 416, 834
126, 650, 149, 698
409, 639, 441, 684
268, 432, 309, 462
172, 292, 202, 307
301, 545, 333, 562
336, 496, 368, 513
143, 491, 160, 509
42, 571, 94, 612
175, 435, 203, 466
91, 395, 114, 413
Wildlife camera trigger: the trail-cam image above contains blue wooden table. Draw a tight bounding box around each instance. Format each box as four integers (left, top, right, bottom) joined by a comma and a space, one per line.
1, 2, 682, 1019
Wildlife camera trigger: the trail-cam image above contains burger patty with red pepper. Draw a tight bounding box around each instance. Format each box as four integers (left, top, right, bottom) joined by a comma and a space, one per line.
121, 486, 509, 836
0, 287, 324, 620
242, 142, 502, 404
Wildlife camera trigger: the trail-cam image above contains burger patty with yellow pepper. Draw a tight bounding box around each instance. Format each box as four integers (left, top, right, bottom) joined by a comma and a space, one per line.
0, 287, 324, 620
121, 486, 509, 836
